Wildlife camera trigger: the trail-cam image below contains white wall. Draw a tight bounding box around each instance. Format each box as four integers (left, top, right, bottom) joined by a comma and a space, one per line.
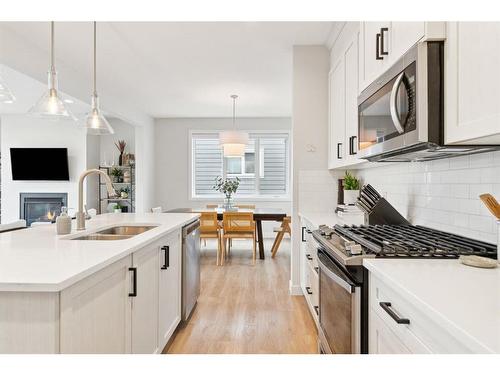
154, 117, 292, 235
135, 121, 155, 213
0, 115, 87, 223
291, 45, 331, 294
99, 118, 136, 166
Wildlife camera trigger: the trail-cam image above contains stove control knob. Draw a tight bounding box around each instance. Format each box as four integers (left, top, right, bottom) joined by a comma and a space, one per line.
349, 244, 363, 255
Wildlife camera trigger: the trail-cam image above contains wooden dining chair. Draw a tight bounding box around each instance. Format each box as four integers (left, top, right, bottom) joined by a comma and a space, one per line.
233, 204, 256, 209
221, 212, 257, 265
206, 204, 219, 209
200, 212, 224, 266
271, 216, 291, 258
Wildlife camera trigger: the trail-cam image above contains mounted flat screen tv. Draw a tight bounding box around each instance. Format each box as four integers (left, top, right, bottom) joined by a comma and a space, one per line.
10, 148, 70, 181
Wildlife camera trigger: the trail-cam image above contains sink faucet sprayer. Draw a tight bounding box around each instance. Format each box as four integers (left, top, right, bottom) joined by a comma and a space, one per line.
77, 169, 117, 230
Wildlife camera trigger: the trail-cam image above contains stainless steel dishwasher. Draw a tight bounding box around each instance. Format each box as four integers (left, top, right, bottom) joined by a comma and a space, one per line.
182, 219, 200, 321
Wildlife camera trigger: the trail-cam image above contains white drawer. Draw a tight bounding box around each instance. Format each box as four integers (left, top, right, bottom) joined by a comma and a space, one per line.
369, 273, 473, 353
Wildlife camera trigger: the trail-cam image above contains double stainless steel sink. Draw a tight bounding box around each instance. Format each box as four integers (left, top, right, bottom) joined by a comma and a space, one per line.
72, 225, 157, 241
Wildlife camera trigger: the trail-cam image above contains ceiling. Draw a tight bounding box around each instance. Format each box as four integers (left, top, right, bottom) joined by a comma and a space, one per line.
0, 22, 335, 119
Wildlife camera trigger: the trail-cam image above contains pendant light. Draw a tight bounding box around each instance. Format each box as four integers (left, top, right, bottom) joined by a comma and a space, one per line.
0, 72, 16, 104
28, 22, 75, 119
219, 95, 249, 157
82, 22, 114, 135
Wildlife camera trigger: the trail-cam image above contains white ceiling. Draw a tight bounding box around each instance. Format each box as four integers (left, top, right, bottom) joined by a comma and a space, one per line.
0, 22, 335, 119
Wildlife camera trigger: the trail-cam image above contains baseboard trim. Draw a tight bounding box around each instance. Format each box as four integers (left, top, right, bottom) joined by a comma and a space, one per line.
289, 280, 303, 295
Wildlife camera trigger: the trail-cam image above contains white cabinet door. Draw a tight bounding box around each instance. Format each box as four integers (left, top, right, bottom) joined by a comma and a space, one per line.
445, 22, 500, 144
158, 230, 182, 351
359, 22, 390, 91
328, 57, 346, 168
131, 242, 160, 354
389, 22, 425, 64
369, 308, 411, 354
344, 31, 360, 162
60, 256, 132, 354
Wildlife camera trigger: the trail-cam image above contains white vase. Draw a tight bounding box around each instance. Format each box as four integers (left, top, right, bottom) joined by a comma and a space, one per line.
344, 189, 360, 205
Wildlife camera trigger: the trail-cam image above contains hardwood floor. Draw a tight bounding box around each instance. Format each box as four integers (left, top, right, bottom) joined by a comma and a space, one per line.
165, 238, 318, 354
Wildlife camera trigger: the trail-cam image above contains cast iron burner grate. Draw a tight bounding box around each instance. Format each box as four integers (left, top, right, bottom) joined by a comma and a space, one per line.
334, 224, 497, 258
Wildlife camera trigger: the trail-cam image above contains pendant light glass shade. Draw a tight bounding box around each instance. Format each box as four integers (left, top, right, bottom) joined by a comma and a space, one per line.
0, 75, 16, 104
84, 94, 114, 135
28, 22, 75, 120
82, 22, 114, 135
219, 95, 248, 157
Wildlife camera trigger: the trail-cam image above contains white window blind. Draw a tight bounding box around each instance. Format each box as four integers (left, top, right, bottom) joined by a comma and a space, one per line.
191, 132, 289, 198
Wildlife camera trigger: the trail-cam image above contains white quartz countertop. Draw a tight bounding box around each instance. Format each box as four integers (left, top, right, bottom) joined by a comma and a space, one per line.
364, 258, 500, 353
0, 213, 199, 292
298, 211, 363, 228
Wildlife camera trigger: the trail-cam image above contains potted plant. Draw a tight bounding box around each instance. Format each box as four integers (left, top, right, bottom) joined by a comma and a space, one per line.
115, 140, 127, 166
343, 171, 360, 205
120, 187, 130, 199
110, 167, 123, 183
113, 203, 123, 213
212, 176, 240, 209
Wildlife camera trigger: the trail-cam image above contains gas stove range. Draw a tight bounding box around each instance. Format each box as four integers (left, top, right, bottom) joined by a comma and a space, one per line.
313, 224, 497, 267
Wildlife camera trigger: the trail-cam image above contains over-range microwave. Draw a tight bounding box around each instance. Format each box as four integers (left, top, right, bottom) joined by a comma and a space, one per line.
357, 41, 498, 162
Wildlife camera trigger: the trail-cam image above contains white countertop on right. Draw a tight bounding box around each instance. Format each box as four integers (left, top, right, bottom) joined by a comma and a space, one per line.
363, 258, 500, 353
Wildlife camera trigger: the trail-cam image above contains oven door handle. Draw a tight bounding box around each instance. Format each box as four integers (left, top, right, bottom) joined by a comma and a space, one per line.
318, 252, 356, 293
390, 72, 406, 134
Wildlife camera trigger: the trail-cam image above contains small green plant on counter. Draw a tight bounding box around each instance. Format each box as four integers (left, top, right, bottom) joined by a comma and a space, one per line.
344, 171, 360, 190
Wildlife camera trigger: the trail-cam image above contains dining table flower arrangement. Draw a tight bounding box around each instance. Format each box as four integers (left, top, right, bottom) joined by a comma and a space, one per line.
213, 176, 240, 209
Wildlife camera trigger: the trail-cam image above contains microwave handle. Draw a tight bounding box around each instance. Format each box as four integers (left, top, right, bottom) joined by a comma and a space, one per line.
390, 72, 406, 134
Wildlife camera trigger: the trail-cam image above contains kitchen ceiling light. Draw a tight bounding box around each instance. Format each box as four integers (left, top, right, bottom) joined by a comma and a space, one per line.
0, 76, 16, 104
219, 95, 248, 157
28, 22, 75, 120
82, 22, 114, 135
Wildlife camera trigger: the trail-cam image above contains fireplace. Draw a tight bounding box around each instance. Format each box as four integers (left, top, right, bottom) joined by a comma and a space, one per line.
20, 193, 68, 226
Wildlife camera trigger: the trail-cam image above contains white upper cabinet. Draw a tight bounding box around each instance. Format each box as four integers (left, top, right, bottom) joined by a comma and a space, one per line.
344, 32, 360, 162
445, 22, 500, 145
359, 22, 390, 91
359, 22, 444, 92
328, 57, 346, 169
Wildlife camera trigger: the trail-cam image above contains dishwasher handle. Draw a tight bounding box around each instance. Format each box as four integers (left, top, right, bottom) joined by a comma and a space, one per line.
183, 220, 200, 237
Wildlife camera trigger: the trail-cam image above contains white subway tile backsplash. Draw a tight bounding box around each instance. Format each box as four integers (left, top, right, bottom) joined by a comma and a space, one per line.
355, 153, 500, 244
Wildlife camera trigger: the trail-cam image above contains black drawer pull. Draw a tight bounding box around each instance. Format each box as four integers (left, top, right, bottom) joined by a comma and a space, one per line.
314, 266, 319, 274
314, 306, 319, 316
306, 254, 313, 261
306, 229, 312, 234
305, 286, 313, 295
161, 245, 170, 270
379, 302, 410, 324
301, 226, 306, 242
128, 267, 137, 297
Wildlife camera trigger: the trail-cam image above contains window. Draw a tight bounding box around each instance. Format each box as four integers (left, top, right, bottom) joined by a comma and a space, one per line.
191, 132, 289, 198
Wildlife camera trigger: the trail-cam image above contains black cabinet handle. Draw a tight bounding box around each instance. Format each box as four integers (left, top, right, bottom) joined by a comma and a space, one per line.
379, 302, 410, 324
376, 33, 383, 60
305, 286, 313, 295
351, 136, 358, 155
314, 306, 319, 316
380, 27, 389, 56
128, 267, 137, 297
161, 245, 170, 270
337, 142, 343, 159
301, 226, 306, 242
314, 266, 319, 274
306, 254, 313, 261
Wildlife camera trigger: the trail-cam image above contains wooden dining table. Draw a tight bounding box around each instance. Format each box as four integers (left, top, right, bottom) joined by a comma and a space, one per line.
165, 207, 287, 259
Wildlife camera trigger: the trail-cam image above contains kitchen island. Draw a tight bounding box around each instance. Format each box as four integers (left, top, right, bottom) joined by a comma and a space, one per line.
0, 212, 199, 354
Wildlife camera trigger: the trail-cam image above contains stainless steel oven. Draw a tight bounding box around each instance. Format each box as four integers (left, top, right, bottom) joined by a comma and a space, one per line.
317, 249, 361, 354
